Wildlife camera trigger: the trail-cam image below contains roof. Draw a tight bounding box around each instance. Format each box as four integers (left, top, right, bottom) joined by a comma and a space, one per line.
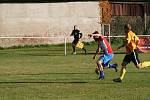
0, 0, 149, 3
111, 3, 150, 16
109, 0, 149, 2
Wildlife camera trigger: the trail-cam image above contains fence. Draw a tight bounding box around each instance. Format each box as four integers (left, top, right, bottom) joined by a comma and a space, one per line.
0, 35, 149, 55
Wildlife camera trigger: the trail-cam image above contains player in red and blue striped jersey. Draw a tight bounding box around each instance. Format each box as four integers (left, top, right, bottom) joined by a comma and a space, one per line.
88, 31, 118, 80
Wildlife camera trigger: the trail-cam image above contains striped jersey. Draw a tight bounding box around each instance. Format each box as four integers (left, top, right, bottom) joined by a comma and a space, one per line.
98, 36, 113, 54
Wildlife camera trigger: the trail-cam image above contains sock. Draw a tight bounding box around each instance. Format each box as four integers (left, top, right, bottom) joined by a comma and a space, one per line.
82, 48, 86, 53
73, 45, 76, 52
120, 67, 126, 80
96, 62, 101, 69
140, 62, 150, 68
109, 64, 117, 68
100, 71, 104, 78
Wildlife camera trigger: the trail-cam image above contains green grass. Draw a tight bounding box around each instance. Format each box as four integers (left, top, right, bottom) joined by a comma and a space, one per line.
0, 44, 150, 100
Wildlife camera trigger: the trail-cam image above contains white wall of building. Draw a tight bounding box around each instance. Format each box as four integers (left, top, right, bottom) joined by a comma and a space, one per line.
0, 2, 101, 46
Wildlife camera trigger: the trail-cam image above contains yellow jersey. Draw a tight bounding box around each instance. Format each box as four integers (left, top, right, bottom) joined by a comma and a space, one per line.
126, 31, 139, 53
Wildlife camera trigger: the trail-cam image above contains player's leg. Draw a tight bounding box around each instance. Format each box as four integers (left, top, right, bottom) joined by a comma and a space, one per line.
95, 55, 105, 79
108, 63, 118, 72
82, 47, 87, 54
101, 63, 118, 72
113, 63, 127, 83
96, 60, 104, 80
95, 61, 101, 75
102, 54, 118, 72
72, 41, 76, 54
72, 40, 78, 54
120, 62, 127, 80
96, 54, 112, 79
102, 61, 118, 72
138, 62, 150, 68
132, 50, 150, 69
95, 54, 114, 79
113, 54, 131, 82
95, 67, 99, 75
95, 57, 100, 75
107, 54, 118, 72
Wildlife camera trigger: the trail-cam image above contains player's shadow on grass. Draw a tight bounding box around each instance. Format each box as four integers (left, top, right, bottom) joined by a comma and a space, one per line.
0, 81, 88, 84
82, 52, 125, 55
128, 71, 150, 73
0, 72, 94, 76
21, 53, 65, 56
0, 73, 114, 84
0, 81, 114, 84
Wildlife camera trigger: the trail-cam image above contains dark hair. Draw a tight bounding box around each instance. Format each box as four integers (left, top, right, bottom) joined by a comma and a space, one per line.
74, 25, 76, 30
124, 24, 132, 30
92, 31, 99, 34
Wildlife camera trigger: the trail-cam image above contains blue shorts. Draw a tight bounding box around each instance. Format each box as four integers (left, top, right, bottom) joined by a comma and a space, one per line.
98, 53, 114, 67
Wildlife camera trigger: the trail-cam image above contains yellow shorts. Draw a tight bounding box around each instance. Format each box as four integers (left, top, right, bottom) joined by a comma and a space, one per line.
76, 41, 84, 49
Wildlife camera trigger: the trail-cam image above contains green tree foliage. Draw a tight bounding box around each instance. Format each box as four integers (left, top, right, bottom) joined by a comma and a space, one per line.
110, 16, 150, 44
110, 16, 150, 35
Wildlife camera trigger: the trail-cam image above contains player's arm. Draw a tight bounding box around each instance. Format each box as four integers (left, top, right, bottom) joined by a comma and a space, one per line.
70, 25, 76, 36
79, 32, 83, 39
116, 41, 126, 50
88, 34, 101, 38
117, 33, 131, 50
70, 30, 74, 36
134, 35, 140, 46
135, 35, 141, 51
93, 45, 100, 59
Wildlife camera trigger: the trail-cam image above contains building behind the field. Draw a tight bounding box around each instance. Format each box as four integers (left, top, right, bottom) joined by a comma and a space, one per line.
0, 2, 101, 47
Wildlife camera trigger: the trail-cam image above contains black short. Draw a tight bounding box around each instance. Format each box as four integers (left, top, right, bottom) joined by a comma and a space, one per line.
72, 40, 79, 45
123, 50, 141, 66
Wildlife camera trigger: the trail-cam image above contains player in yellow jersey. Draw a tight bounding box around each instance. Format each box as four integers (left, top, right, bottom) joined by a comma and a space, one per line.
113, 24, 150, 82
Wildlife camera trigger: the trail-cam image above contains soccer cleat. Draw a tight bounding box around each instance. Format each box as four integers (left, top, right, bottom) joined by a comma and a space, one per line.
84, 50, 87, 54
108, 63, 118, 72
113, 78, 122, 83
95, 68, 99, 75
72, 52, 76, 55
83, 48, 87, 54
99, 71, 105, 80
98, 76, 104, 80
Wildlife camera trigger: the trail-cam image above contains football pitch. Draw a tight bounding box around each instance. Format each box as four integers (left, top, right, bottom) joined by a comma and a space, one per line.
0, 45, 150, 100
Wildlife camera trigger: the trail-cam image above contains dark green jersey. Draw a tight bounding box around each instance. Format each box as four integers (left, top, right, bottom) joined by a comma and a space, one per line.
71, 29, 82, 40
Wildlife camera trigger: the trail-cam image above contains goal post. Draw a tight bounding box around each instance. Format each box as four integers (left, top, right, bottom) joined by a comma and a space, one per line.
0, 36, 67, 55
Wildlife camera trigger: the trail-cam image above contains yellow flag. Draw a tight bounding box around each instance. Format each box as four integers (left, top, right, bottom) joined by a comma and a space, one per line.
76, 41, 84, 49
